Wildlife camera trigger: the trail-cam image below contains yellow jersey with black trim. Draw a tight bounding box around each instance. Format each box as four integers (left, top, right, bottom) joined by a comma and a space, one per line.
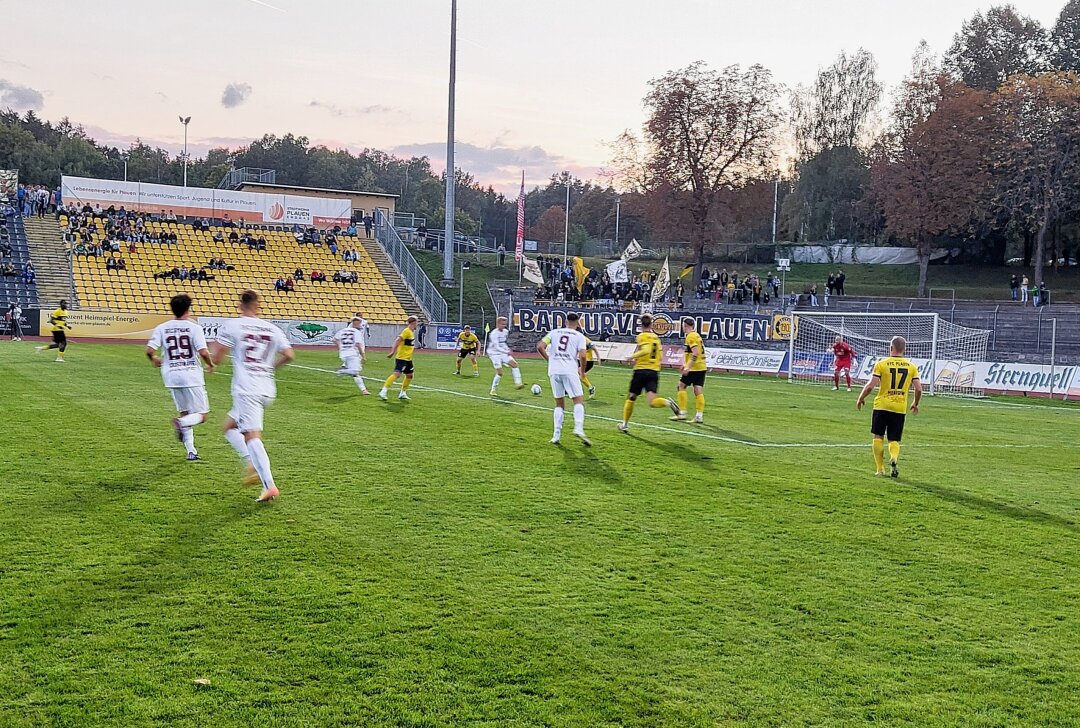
50, 308, 68, 333
872, 357, 920, 414
633, 331, 663, 371
684, 331, 707, 371
456, 331, 479, 351
396, 327, 416, 361
585, 336, 596, 362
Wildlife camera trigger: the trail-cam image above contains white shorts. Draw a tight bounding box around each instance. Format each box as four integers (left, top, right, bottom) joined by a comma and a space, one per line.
228, 393, 274, 433
169, 386, 209, 414
489, 353, 515, 369
549, 373, 583, 400
340, 354, 362, 374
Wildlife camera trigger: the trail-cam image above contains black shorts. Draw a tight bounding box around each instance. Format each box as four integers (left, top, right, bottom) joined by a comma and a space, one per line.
394, 359, 414, 375
871, 410, 906, 441
680, 370, 707, 388
584, 360, 595, 373
629, 369, 659, 397
457, 348, 476, 359
52, 330, 67, 345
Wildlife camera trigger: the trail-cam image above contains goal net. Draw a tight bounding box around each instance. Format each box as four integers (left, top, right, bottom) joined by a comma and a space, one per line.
787, 312, 991, 396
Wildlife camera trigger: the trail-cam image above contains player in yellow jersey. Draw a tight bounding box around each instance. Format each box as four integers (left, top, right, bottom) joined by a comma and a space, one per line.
36, 299, 71, 362
581, 335, 602, 399
856, 336, 922, 478
671, 317, 707, 423
617, 314, 680, 432
453, 325, 481, 377
380, 315, 419, 401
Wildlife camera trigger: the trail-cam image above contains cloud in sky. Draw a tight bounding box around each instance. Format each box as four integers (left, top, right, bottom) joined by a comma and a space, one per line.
391, 140, 601, 193
308, 100, 394, 118
0, 79, 44, 111
221, 82, 253, 109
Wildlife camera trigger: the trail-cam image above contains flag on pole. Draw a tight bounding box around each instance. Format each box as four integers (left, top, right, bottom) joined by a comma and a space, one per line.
514, 171, 525, 262
573, 256, 591, 292
621, 238, 643, 261
678, 264, 695, 279
605, 259, 629, 283
651, 256, 670, 301
522, 256, 544, 285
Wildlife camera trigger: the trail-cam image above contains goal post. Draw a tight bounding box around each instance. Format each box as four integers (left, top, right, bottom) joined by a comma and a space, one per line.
787, 311, 991, 397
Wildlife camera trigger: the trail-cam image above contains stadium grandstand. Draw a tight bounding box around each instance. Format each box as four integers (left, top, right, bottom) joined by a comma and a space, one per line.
0, 206, 39, 309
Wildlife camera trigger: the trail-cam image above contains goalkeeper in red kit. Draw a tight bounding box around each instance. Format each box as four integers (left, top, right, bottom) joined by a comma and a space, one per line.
832, 335, 855, 391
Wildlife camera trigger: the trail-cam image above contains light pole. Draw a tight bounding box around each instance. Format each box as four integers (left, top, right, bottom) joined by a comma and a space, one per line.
442, 0, 458, 285
179, 116, 191, 187
614, 196, 621, 252
562, 174, 570, 263
458, 260, 470, 325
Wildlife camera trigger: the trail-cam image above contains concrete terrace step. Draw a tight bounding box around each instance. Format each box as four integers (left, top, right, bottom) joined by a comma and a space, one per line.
364, 241, 427, 322
22, 217, 74, 308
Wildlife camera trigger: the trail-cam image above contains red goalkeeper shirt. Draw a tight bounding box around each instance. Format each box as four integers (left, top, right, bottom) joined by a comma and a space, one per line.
833, 341, 855, 368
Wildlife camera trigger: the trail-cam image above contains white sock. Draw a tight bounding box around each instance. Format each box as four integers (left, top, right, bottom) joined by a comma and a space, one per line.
492, 374, 501, 389
553, 406, 564, 438
177, 413, 203, 428
181, 428, 196, 455
354, 376, 368, 392
224, 427, 250, 463
511, 367, 522, 385
573, 403, 585, 431
247, 438, 276, 490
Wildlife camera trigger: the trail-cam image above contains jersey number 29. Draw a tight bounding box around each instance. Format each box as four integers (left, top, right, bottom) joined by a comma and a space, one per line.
165, 334, 194, 360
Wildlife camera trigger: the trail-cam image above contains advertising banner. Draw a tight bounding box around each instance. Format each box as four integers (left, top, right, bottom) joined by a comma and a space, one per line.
198, 316, 348, 347
44, 310, 173, 340
61, 176, 351, 227
847, 354, 1080, 397
436, 324, 461, 350
1, 307, 39, 337
512, 306, 773, 342
592, 342, 787, 374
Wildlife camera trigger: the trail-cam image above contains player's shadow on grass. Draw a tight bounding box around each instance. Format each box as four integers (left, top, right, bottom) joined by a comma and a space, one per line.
559, 446, 626, 487
320, 394, 357, 405
692, 423, 761, 444
905, 478, 1077, 533
624, 433, 719, 472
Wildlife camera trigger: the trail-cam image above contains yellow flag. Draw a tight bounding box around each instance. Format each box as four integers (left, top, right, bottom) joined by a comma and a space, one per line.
573, 256, 590, 291
679, 264, 694, 279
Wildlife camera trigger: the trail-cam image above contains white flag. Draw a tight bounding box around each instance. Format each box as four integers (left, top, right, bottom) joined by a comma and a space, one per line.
605, 259, 629, 283
621, 238, 643, 261
522, 256, 545, 285
651, 256, 670, 301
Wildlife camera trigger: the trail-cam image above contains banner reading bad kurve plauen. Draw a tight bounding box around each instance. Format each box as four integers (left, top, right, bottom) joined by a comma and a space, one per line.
513, 306, 776, 342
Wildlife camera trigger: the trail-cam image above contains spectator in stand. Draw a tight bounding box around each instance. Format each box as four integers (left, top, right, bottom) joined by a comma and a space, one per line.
106, 257, 118, 272
228, 230, 239, 243
346, 221, 358, 237
311, 269, 326, 282
166, 210, 178, 222
213, 230, 224, 243
363, 213, 374, 237
1038, 282, 1049, 307
1020, 275, 1030, 303
294, 229, 305, 243
836, 270, 846, 296
275, 276, 286, 292
1, 261, 16, 276
22, 261, 35, 284
826, 272, 835, 297
293, 267, 304, 281
1009, 274, 1019, 301
284, 276, 295, 293
497, 244, 506, 267
416, 223, 427, 248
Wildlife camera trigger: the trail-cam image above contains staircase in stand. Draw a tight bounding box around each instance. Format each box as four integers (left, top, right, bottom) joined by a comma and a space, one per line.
364, 237, 426, 321
22, 216, 74, 309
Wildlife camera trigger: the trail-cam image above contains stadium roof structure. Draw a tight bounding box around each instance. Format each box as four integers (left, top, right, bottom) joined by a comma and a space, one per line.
239, 181, 399, 199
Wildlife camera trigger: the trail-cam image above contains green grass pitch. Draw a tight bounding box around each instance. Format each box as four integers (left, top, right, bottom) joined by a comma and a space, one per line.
1, 341, 1078, 727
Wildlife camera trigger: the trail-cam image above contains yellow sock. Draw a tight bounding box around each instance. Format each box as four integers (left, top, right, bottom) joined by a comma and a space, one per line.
622, 400, 635, 422
581, 375, 592, 388
383, 374, 397, 389
401, 376, 412, 392
872, 439, 885, 473
650, 397, 670, 409
472, 361, 478, 373
695, 393, 705, 415
888, 441, 900, 463
677, 390, 688, 413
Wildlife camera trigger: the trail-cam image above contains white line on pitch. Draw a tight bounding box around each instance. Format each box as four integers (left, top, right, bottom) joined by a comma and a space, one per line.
285, 363, 1069, 450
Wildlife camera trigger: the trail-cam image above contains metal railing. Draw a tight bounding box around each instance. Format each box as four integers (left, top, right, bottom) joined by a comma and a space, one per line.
373, 210, 448, 322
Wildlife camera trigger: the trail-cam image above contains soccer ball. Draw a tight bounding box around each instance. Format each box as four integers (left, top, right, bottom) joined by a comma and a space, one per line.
530, 384, 542, 395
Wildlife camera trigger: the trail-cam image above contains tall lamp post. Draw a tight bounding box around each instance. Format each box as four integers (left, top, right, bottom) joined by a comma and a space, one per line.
179, 116, 191, 187
562, 174, 570, 263
442, 0, 458, 285
614, 196, 621, 252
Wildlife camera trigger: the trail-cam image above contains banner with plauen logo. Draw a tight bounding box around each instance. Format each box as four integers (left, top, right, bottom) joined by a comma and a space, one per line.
512, 306, 774, 342
62, 176, 351, 227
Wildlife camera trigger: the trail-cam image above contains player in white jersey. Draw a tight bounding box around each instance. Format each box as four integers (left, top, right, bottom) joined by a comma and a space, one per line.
536, 312, 590, 446
487, 316, 523, 396
145, 294, 214, 461
210, 290, 295, 502
334, 316, 370, 395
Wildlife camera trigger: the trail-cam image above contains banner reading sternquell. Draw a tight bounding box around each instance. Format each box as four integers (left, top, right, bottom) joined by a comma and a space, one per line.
43, 311, 173, 340
60, 176, 351, 227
